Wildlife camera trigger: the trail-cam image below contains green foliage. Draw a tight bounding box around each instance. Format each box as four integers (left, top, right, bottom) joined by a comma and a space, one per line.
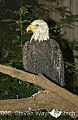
15, 7, 28, 40
0, 73, 37, 100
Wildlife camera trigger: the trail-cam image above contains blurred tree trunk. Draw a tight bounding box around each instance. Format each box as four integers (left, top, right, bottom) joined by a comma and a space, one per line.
63, 0, 78, 80
0, 64, 78, 118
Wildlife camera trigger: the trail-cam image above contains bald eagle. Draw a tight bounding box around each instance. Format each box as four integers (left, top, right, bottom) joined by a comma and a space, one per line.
23, 19, 65, 87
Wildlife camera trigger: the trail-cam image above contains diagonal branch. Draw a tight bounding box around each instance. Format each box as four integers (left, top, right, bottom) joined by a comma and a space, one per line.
0, 64, 78, 118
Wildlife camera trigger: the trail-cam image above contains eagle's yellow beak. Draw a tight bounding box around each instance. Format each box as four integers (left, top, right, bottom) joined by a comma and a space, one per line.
26, 24, 36, 33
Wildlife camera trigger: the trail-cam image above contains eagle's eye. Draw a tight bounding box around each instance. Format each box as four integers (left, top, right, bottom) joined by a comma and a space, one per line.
36, 24, 39, 27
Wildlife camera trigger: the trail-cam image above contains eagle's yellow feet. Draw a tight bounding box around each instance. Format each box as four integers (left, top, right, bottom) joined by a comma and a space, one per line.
32, 90, 49, 97
44, 90, 49, 95
32, 91, 42, 97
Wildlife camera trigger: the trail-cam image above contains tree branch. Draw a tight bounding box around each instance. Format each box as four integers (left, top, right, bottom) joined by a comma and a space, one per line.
0, 64, 78, 118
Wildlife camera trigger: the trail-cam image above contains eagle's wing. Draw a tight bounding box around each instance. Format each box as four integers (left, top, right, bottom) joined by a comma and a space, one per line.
50, 39, 65, 86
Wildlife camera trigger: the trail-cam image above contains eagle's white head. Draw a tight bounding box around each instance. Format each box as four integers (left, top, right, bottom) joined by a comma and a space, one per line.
26, 19, 49, 42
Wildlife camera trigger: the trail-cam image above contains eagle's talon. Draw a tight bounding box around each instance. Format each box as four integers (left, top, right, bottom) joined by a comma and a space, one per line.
43, 90, 49, 95
32, 91, 42, 97
32, 90, 49, 97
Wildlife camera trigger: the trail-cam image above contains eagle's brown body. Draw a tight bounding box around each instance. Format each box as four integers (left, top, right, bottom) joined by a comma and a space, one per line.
23, 39, 65, 86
